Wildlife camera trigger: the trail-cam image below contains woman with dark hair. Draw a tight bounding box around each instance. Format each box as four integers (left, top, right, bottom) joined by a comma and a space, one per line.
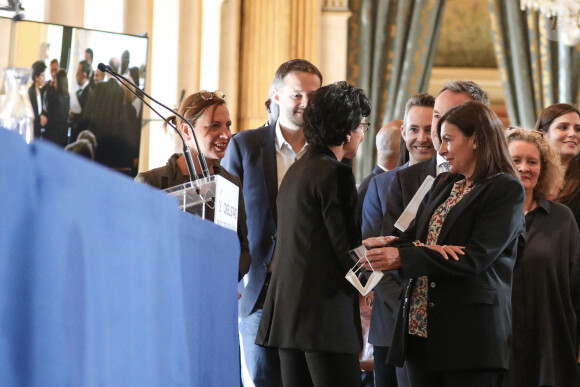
365, 101, 525, 386
256, 81, 373, 386
505, 128, 580, 387
135, 90, 250, 279
535, 103, 580, 171
557, 153, 580, 227
28, 60, 47, 139
42, 69, 70, 147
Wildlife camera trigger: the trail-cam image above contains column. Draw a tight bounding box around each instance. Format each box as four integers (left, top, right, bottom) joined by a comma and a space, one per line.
178, 0, 202, 98
145, 0, 181, 170
125, 0, 154, 172
320, 0, 351, 83
46, 0, 84, 27
237, 0, 323, 131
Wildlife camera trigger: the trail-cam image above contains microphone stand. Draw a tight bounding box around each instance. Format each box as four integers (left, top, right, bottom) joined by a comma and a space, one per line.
102, 70, 197, 183
97, 63, 211, 180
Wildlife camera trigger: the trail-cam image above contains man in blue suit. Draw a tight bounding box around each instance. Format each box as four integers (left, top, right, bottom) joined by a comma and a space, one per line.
361, 93, 435, 387
362, 94, 435, 239
222, 59, 322, 387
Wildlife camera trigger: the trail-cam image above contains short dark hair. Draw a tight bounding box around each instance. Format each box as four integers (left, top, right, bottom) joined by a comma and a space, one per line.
273, 59, 322, 89
31, 60, 47, 81
303, 81, 371, 147
438, 101, 517, 182
50, 58, 58, 66
79, 60, 91, 77
535, 103, 580, 133
438, 80, 490, 106
403, 93, 435, 125
85, 48, 94, 60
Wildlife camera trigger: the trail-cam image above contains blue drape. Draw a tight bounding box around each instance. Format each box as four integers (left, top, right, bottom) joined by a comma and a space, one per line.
0, 129, 239, 386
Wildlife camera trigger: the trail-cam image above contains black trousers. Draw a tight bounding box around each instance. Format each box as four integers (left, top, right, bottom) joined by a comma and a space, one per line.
405, 335, 505, 387
278, 348, 360, 387
373, 345, 398, 387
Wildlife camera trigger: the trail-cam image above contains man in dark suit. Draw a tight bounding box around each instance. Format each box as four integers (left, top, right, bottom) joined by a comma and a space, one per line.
382, 80, 491, 237
85, 48, 95, 89
70, 60, 94, 138
83, 57, 125, 168
361, 93, 435, 387
362, 94, 435, 239
356, 120, 402, 223
222, 59, 322, 387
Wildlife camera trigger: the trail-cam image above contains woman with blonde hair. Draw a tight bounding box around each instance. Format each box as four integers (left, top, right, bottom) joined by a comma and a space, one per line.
135, 91, 251, 279
506, 128, 580, 387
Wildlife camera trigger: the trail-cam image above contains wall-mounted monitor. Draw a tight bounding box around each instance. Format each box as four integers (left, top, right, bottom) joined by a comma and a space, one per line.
0, 16, 148, 177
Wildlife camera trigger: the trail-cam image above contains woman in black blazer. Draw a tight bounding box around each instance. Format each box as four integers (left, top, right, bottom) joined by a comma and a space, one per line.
255, 81, 372, 387
42, 69, 70, 147
366, 101, 525, 386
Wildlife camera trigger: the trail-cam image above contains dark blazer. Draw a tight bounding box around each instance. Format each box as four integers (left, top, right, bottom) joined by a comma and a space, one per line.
361, 164, 409, 348
83, 78, 125, 166
255, 146, 362, 354
28, 84, 44, 139
368, 157, 437, 349
382, 157, 437, 236
222, 124, 278, 318
43, 90, 70, 147
388, 172, 525, 371
71, 85, 94, 137
356, 165, 385, 225
361, 162, 408, 239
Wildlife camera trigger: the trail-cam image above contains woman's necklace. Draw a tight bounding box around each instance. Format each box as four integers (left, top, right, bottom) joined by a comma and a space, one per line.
524, 199, 535, 215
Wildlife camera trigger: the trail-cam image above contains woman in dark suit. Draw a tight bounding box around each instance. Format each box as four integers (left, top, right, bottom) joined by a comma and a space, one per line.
505, 128, 580, 386
365, 101, 525, 386
42, 69, 70, 147
255, 81, 372, 387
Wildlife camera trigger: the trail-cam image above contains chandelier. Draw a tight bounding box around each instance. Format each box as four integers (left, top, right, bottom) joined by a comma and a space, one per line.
521, 0, 580, 46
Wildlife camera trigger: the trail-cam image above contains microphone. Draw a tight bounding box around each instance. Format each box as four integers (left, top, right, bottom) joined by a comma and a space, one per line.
97, 63, 211, 180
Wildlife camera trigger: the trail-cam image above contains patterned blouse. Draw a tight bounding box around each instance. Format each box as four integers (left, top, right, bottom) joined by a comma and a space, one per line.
408, 178, 475, 338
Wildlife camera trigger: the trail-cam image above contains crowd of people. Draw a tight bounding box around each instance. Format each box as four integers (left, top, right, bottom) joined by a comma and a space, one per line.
133, 58, 579, 387
28, 48, 142, 175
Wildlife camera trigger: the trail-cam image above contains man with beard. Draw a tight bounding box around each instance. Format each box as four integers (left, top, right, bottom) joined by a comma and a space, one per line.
222, 59, 322, 387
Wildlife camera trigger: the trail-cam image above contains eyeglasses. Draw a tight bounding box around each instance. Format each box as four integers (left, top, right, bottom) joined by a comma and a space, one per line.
360, 120, 371, 133
198, 90, 226, 100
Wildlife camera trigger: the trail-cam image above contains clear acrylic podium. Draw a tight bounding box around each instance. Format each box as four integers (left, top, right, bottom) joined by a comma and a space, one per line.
163, 175, 239, 232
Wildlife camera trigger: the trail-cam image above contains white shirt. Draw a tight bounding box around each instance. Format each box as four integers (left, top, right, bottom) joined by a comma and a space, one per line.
70, 79, 90, 114
436, 153, 449, 175
275, 121, 308, 188
377, 164, 389, 173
